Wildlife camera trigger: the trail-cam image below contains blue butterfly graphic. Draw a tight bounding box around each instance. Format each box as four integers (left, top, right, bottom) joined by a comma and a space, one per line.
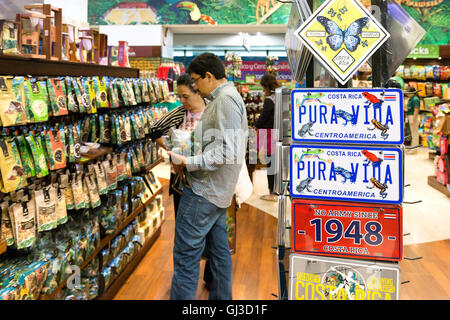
362, 40, 368, 47
328, 8, 336, 17
321, 46, 327, 52
317, 16, 369, 52
337, 13, 342, 21
315, 39, 323, 46
339, 6, 348, 14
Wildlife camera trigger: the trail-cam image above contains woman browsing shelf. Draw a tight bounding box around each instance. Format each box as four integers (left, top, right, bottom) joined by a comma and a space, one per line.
148, 73, 206, 214
255, 73, 280, 202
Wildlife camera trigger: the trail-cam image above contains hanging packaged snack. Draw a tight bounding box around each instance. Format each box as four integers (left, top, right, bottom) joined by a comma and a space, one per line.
65, 76, 79, 113
125, 79, 137, 106
116, 153, 127, 181
112, 189, 124, 225
73, 77, 89, 113
111, 78, 122, 108
116, 78, 130, 106
72, 123, 81, 160
90, 115, 98, 142
46, 78, 68, 117
147, 79, 157, 104
72, 173, 86, 210
129, 112, 139, 141
133, 79, 142, 104
85, 173, 101, 209
1, 200, 14, 246
136, 143, 145, 168
84, 78, 98, 114
80, 116, 91, 144
98, 114, 112, 144
141, 79, 150, 103
0, 76, 28, 127
35, 185, 58, 232
106, 78, 119, 109
103, 156, 118, 191
110, 114, 117, 145
93, 161, 108, 195
9, 199, 36, 249
0, 138, 27, 193
55, 184, 68, 226
123, 113, 132, 142
44, 129, 66, 171
23, 79, 49, 123
118, 115, 126, 145
60, 172, 74, 210
16, 135, 36, 179
95, 76, 109, 108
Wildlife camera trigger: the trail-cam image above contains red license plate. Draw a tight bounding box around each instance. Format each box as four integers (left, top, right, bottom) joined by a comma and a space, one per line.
292, 199, 402, 261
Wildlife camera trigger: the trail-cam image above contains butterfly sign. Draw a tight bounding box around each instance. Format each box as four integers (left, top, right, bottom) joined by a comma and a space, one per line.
295, 0, 389, 85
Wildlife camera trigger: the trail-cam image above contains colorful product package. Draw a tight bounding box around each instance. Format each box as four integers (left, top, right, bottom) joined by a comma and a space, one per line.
25, 133, 49, 178
85, 173, 101, 209
16, 135, 35, 179
55, 184, 68, 225
73, 77, 89, 113
103, 157, 118, 191
0, 76, 28, 126
93, 161, 108, 195
1, 200, 14, 246
60, 172, 74, 210
24, 79, 49, 123
72, 173, 86, 210
9, 199, 36, 249
65, 76, 79, 113
46, 78, 68, 116
84, 78, 97, 114
95, 76, 109, 108
0, 138, 27, 193
44, 129, 66, 170
35, 186, 58, 232
133, 79, 142, 104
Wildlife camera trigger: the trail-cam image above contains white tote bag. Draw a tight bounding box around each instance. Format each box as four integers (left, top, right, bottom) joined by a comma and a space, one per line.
234, 162, 253, 207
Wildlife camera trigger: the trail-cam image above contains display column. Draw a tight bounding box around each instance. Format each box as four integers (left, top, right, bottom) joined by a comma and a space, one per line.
287, 88, 405, 300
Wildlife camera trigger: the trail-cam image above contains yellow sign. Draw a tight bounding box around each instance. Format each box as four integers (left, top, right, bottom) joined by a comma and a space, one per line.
296, 0, 389, 84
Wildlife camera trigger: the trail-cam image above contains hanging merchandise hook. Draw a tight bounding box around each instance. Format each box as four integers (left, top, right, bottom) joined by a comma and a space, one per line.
403, 200, 422, 204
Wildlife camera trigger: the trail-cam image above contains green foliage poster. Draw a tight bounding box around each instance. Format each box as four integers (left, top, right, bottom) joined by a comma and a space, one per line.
398, 0, 449, 45
88, 0, 291, 25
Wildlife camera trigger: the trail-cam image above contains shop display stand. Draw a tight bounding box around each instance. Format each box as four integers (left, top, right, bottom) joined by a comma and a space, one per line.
0, 55, 139, 78
274, 0, 408, 300
38, 183, 164, 300
0, 56, 168, 299
427, 175, 450, 197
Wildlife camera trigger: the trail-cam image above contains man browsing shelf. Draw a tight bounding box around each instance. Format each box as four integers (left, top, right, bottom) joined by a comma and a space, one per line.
168, 53, 248, 300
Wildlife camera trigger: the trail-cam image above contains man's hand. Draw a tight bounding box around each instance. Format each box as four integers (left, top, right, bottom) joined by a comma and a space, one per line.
167, 151, 187, 167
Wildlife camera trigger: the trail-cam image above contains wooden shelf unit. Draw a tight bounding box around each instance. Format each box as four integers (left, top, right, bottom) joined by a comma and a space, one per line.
0, 54, 139, 78
38, 187, 164, 300
427, 175, 450, 197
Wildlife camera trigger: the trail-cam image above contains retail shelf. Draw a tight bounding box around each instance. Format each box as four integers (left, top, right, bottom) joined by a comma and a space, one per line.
0, 54, 139, 78
0, 239, 6, 256
138, 156, 164, 174
427, 175, 450, 197
38, 187, 164, 300
96, 225, 162, 300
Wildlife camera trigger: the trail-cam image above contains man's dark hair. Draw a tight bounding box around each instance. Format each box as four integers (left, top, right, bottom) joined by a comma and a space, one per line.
187, 52, 226, 80
176, 73, 196, 93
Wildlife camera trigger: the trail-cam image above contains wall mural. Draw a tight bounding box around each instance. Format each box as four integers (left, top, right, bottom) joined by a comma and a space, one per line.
88, 0, 291, 25
396, 0, 449, 45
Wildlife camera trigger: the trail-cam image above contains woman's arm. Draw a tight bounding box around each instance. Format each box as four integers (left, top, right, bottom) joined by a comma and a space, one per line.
148, 106, 185, 141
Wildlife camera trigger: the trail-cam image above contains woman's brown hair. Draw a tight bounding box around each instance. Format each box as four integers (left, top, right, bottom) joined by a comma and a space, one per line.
260, 72, 281, 93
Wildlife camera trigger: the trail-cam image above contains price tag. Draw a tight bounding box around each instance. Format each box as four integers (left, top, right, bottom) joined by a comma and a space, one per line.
291, 199, 402, 261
